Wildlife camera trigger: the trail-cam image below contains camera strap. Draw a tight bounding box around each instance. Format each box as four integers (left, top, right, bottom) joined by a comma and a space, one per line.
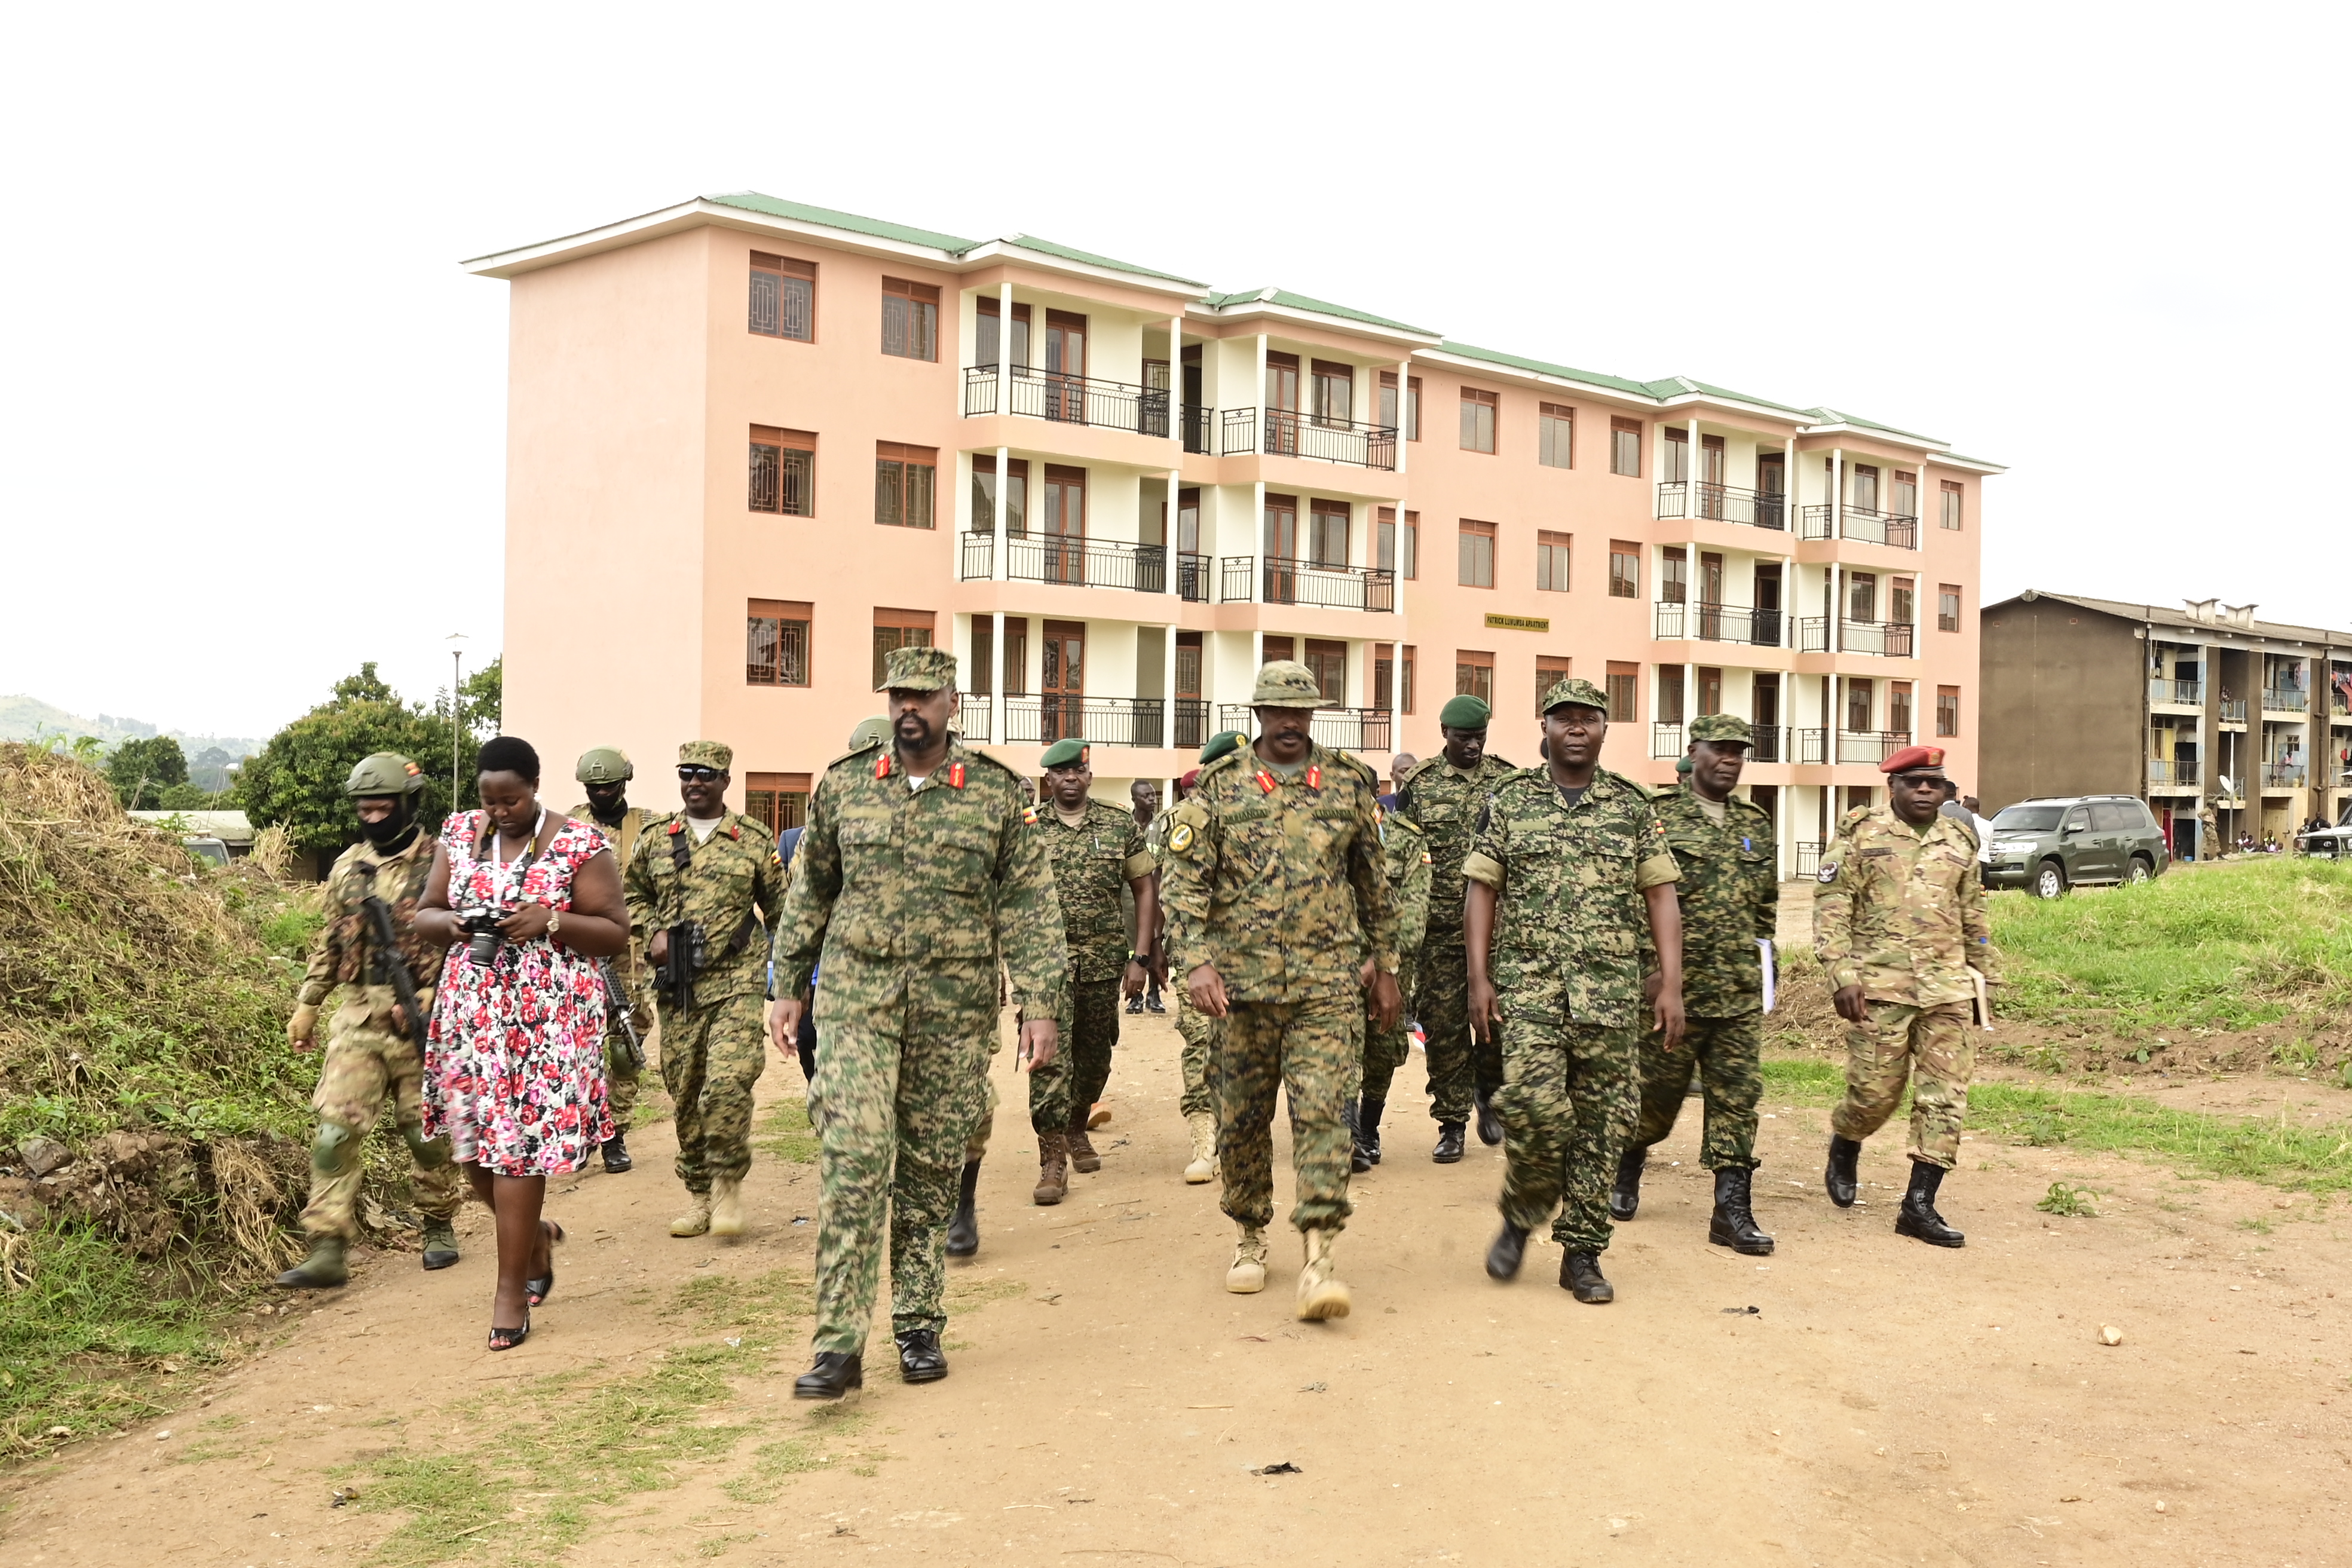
477, 808, 547, 905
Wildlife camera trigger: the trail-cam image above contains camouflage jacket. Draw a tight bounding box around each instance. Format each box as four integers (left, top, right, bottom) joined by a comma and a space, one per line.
770, 739, 1067, 1015
1160, 742, 1398, 1003
1030, 798, 1154, 982
622, 810, 786, 1003
1813, 805, 1994, 1007
298, 828, 442, 1018
1382, 812, 1434, 961
1461, 767, 1680, 1028
1652, 786, 1778, 1017
567, 801, 653, 992
1395, 751, 1519, 940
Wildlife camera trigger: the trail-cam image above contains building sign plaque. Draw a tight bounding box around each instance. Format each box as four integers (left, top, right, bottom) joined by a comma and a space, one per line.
1483, 613, 1551, 633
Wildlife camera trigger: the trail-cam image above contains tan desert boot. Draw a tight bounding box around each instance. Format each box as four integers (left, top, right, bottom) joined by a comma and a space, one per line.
1087, 1102, 1111, 1130
1225, 1224, 1268, 1294
1033, 1131, 1070, 1205
670, 1191, 712, 1238
1296, 1227, 1351, 1321
710, 1177, 747, 1238
1183, 1112, 1218, 1184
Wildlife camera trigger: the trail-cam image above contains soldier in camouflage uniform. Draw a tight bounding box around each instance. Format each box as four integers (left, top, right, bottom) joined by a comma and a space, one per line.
1352, 808, 1430, 1171
1395, 693, 1518, 1160
567, 746, 653, 1174
770, 646, 1065, 1397
623, 741, 786, 1242
1168, 736, 1246, 1183
1161, 663, 1399, 1321
1609, 714, 1779, 1255
1815, 745, 1996, 1248
278, 753, 465, 1288
1464, 678, 1685, 1304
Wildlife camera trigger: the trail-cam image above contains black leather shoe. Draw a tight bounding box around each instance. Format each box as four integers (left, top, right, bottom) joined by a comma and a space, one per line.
895, 1328, 949, 1383
946, 1160, 981, 1259
1561, 1251, 1613, 1304
1894, 1160, 1965, 1247
1126, 996, 1143, 1015
1474, 1086, 1505, 1147
1486, 1223, 1529, 1281
601, 1134, 633, 1174
1608, 1146, 1645, 1222
1145, 995, 1166, 1014
1359, 1097, 1385, 1165
1707, 1166, 1775, 1255
1433, 1122, 1467, 1164
1348, 1101, 1371, 1174
794, 1352, 864, 1399
1824, 1135, 1861, 1208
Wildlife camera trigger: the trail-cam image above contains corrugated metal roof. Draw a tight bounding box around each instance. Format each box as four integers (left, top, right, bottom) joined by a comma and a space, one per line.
1205, 289, 1438, 336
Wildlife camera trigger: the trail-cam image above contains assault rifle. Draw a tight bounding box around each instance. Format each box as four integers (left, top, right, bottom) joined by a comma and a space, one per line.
598, 957, 646, 1070
354, 862, 428, 1049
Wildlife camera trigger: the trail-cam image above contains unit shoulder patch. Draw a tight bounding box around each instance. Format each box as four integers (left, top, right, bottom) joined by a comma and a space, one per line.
1817, 860, 1840, 884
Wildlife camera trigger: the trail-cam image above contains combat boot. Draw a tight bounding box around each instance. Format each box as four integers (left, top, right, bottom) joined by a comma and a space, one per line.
1609, 1146, 1646, 1221
1348, 1102, 1371, 1174
1560, 1251, 1613, 1304
1474, 1085, 1505, 1147
1894, 1160, 1965, 1248
1485, 1222, 1529, 1281
1824, 1136, 1862, 1208
946, 1160, 981, 1259
1296, 1228, 1351, 1320
600, 1132, 633, 1174
1183, 1112, 1218, 1184
710, 1177, 747, 1238
1433, 1121, 1467, 1164
1225, 1224, 1269, 1293
1033, 1132, 1070, 1206
670, 1190, 713, 1238
794, 1352, 863, 1401
419, 1218, 460, 1271
1067, 1119, 1102, 1175
1707, 1166, 1775, 1255
1358, 1097, 1385, 1165
275, 1236, 348, 1290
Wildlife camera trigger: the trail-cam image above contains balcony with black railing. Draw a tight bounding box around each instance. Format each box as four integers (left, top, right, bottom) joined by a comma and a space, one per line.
1216, 705, 1394, 753
1794, 728, 1827, 764
1182, 403, 1213, 455
954, 693, 991, 743
1840, 618, 1915, 658
1794, 840, 1825, 877
1651, 722, 1684, 759
1653, 601, 1785, 647
1838, 730, 1910, 765
1003, 696, 1194, 749
1655, 482, 1788, 531
1797, 504, 1919, 549
1217, 408, 1399, 470
961, 364, 1170, 436
1749, 724, 1789, 763
1177, 550, 1211, 603
1220, 555, 1395, 611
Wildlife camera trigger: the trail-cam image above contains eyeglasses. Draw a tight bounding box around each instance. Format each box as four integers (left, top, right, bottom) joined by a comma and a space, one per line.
676, 765, 722, 783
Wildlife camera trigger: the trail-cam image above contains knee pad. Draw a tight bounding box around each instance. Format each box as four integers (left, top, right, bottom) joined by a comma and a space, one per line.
311, 1120, 361, 1175
399, 1120, 454, 1169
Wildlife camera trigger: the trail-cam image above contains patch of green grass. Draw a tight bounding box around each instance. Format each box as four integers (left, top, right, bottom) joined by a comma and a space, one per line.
946, 1276, 1025, 1314
1970, 1083, 2352, 1194
2035, 1181, 2100, 1217
1759, 1058, 1845, 1100
0, 1227, 223, 1451
2237, 1216, 2274, 1234
754, 1098, 819, 1163
346, 1453, 517, 1566
719, 1436, 825, 1503
256, 903, 326, 962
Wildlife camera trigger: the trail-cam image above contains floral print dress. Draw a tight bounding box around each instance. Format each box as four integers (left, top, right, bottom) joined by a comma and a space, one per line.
424, 810, 612, 1175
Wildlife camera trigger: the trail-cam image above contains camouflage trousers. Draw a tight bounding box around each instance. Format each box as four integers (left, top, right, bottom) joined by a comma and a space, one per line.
659, 988, 767, 1192
1494, 960, 1640, 1253
300, 1004, 462, 1243
809, 952, 994, 1354
1219, 994, 1361, 1236
1064, 977, 1123, 1123
1174, 993, 1218, 1120
1416, 938, 1499, 1124
1353, 956, 1418, 1105
1832, 1000, 1975, 1169
1632, 1011, 1763, 1171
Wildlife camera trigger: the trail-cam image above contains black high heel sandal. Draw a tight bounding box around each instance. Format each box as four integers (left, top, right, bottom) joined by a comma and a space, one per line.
525, 1219, 564, 1307
488, 1315, 531, 1352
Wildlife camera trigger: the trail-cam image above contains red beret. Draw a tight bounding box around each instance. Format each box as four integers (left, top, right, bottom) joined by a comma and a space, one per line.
1178, 768, 1200, 791
1881, 745, 1947, 776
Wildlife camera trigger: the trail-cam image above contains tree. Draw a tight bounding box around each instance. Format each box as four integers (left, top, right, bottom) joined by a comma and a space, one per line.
108, 736, 188, 810
237, 663, 478, 856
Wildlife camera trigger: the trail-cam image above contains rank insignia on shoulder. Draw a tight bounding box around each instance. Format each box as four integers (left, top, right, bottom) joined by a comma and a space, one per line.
1305, 764, 1322, 790
1168, 823, 1196, 854
1816, 860, 1839, 884
1022, 805, 1040, 826
874, 754, 892, 780
1422, 851, 1434, 864
1254, 769, 1277, 795
948, 762, 965, 789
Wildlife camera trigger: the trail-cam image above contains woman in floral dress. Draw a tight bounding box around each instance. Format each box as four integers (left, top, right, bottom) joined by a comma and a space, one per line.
414, 736, 630, 1349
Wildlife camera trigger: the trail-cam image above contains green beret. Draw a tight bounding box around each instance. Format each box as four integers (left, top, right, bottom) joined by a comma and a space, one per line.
1199, 730, 1248, 765
1040, 738, 1090, 770
1689, 713, 1754, 745
1438, 694, 1492, 729
880, 644, 959, 693
1676, 755, 1693, 776
1540, 677, 1610, 715
1250, 660, 1328, 707
678, 740, 733, 770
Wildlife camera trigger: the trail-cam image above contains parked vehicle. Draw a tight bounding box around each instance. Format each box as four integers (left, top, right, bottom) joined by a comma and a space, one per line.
2296, 807, 2352, 859
1983, 795, 2170, 898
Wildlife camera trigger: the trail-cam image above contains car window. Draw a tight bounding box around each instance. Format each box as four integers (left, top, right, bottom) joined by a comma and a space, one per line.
1992, 806, 2064, 831
2062, 807, 2090, 832
2089, 803, 2134, 831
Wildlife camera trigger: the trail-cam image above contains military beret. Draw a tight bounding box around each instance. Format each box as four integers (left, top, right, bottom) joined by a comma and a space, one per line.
678, 740, 733, 770
1881, 744, 1948, 776
1250, 660, 1328, 708
846, 715, 891, 751
1040, 738, 1090, 770
1177, 768, 1201, 792
1689, 713, 1754, 745
1438, 694, 1492, 729
1676, 754, 1693, 776
1539, 677, 1610, 715
1199, 730, 1248, 765
575, 746, 633, 785
880, 644, 959, 693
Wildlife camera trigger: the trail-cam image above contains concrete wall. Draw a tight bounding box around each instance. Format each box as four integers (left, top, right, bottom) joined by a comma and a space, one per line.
1978, 596, 2142, 813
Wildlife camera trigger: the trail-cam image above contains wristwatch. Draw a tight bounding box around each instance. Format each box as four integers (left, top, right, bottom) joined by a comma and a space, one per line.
1128, 952, 1152, 966
547, 909, 564, 944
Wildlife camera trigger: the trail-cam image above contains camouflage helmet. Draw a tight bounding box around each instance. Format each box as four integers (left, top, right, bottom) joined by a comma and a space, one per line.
345, 752, 425, 798
575, 746, 634, 785
846, 715, 892, 751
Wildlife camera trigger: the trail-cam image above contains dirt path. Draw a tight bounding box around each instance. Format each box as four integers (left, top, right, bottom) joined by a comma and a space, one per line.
6, 1010, 2350, 1567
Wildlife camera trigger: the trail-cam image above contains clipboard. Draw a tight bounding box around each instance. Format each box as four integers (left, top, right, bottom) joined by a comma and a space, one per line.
1968, 966, 1994, 1032
1759, 940, 1777, 1014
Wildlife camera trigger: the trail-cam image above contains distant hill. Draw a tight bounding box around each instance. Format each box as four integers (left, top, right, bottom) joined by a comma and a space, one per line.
0, 694, 257, 764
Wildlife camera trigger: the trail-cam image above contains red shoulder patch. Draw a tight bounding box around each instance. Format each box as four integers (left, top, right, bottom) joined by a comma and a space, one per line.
874, 753, 892, 780
949, 762, 965, 789
1255, 769, 1277, 795
1306, 764, 1322, 791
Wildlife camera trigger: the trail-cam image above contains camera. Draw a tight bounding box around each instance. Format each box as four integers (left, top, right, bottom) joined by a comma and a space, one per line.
458, 907, 507, 968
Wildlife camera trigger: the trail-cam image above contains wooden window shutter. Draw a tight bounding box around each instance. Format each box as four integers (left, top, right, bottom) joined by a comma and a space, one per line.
752, 424, 817, 452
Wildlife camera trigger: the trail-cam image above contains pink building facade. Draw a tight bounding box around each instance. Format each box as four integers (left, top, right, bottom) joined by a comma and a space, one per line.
470, 194, 1999, 877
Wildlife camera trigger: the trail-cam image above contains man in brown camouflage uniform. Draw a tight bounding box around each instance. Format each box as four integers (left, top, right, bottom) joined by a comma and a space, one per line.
1816, 744, 1995, 1248
278, 752, 464, 1288
568, 746, 653, 1174
1161, 662, 1399, 1321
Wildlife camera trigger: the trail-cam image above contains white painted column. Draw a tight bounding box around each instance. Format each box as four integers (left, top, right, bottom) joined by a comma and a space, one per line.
1251, 479, 1266, 604
1390, 639, 1404, 758
992, 445, 1010, 584
1252, 334, 1268, 456
1166, 468, 1181, 598
998, 282, 1015, 402
1168, 317, 1184, 452
1830, 448, 1845, 541
1393, 362, 1410, 475
992, 610, 1007, 746
1689, 416, 1702, 517
1165, 623, 1179, 754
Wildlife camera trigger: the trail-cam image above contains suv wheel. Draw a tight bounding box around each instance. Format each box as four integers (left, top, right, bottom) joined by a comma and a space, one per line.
2032, 859, 2069, 900
2124, 855, 2154, 886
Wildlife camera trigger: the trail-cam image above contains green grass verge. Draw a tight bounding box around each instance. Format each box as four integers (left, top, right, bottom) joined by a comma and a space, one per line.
753, 1098, 819, 1164
0, 1230, 223, 1444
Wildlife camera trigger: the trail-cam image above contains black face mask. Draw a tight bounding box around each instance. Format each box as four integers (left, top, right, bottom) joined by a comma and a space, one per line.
360, 802, 417, 854
590, 794, 628, 826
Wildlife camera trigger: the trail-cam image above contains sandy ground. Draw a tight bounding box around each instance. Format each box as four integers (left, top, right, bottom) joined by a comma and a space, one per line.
6, 1002, 2350, 1568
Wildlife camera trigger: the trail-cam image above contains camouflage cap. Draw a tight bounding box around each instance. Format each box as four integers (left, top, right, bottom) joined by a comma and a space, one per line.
1199, 730, 1248, 765
1438, 694, 1492, 729
1040, 738, 1090, 770
1541, 676, 1611, 715
575, 745, 633, 785
880, 644, 959, 693
345, 752, 425, 798
678, 740, 733, 771
1689, 713, 1754, 745
846, 715, 892, 751
1250, 660, 1329, 708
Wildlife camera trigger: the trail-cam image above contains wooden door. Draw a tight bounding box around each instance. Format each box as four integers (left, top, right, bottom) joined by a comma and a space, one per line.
1263, 492, 1300, 602
1040, 620, 1085, 743
1756, 452, 1786, 528
1698, 550, 1726, 641
1265, 351, 1300, 454
1305, 638, 1347, 703
1045, 310, 1087, 422
1042, 465, 1086, 584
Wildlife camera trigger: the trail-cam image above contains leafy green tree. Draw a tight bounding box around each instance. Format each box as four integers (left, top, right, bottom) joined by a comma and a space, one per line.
155, 780, 220, 810
237, 662, 481, 856
108, 736, 188, 810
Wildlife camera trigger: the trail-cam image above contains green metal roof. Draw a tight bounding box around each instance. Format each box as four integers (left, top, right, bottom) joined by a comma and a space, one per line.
1434, 341, 1655, 397
1802, 406, 1943, 443
996, 234, 1205, 287
1640, 376, 1816, 417
1206, 289, 1438, 337
702, 192, 981, 253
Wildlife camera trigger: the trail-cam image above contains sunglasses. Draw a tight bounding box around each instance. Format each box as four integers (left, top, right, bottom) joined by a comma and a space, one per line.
676, 765, 722, 783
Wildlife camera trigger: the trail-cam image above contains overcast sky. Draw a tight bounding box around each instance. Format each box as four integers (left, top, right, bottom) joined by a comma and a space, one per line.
4, 1, 2345, 739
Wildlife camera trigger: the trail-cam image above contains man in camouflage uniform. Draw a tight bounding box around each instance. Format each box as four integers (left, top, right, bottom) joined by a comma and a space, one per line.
567, 746, 653, 1174
1352, 807, 1430, 1171
277, 753, 464, 1288
1128, 779, 1168, 1016
1168, 736, 1246, 1184
1395, 693, 1518, 1160
770, 646, 1065, 1396
623, 741, 785, 1242
1816, 744, 1996, 1248
1464, 678, 1685, 1304
1161, 663, 1399, 1320
1609, 714, 1779, 1255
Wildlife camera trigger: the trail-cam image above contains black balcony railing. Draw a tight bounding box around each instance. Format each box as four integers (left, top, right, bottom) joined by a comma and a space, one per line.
1797, 504, 1919, 549
1178, 550, 1211, 603
1651, 721, 1685, 759
1217, 705, 1394, 753
1183, 403, 1213, 455
1259, 408, 1399, 469
1794, 840, 1824, 877
1173, 697, 1211, 752
1653, 601, 1785, 647
1005, 696, 1179, 748
1221, 555, 1395, 611
1839, 730, 1910, 764
962, 364, 1170, 436
1795, 728, 1827, 764
1839, 618, 1916, 657
1654, 482, 1788, 530
1797, 617, 1829, 653
958, 531, 994, 580
954, 693, 991, 743
1004, 535, 1167, 592
1749, 724, 1788, 763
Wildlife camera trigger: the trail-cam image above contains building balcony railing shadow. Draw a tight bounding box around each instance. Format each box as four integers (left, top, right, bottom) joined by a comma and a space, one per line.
1220, 555, 1395, 611
1797, 504, 1919, 549
962, 365, 1169, 436
1217, 705, 1394, 753
1654, 482, 1787, 531
1654, 601, 1784, 647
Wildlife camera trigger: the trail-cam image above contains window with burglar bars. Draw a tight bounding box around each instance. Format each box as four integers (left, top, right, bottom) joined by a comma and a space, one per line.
1455, 651, 1494, 705
1610, 416, 1642, 477
872, 610, 936, 690
1539, 403, 1574, 468
1536, 530, 1571, 592
746, 599, 812, 687
881, 277, 939, 361
745, 773, 810, 835
1608, 541, 1640, 599
1605, 662, 1639, 723
748, 252, 815, 341
1460, 388, 1498, 454
1938, 584, 1962, 633
1937, 685, 1961, 736
1535, 656, 1572, 715
1458, 519, 1496, 588
750, 426, 815, 516
1940, 479, 1965, 529
874, 441, 937, 529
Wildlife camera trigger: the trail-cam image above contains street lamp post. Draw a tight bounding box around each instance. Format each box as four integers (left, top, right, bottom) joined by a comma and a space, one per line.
446, 632, 469, 813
